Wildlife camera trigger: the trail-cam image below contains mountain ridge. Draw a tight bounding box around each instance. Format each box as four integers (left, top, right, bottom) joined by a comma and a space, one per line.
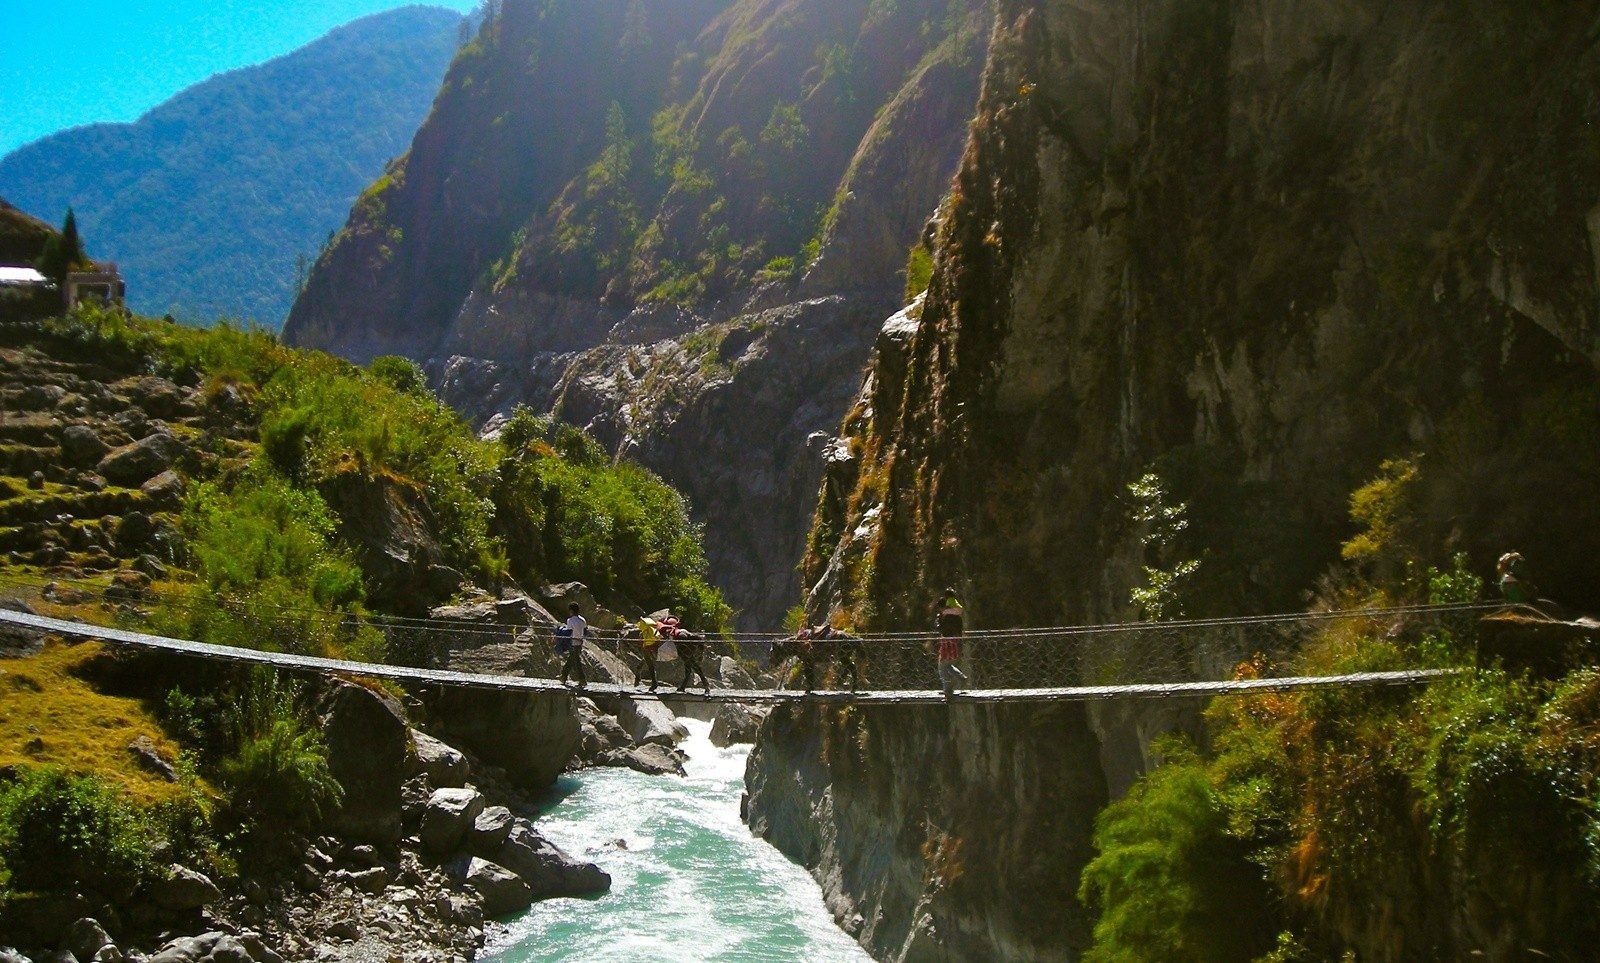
0, 4, 467, 328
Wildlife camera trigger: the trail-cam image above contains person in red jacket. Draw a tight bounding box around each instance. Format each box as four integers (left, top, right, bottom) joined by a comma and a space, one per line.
935, 588, 965, 699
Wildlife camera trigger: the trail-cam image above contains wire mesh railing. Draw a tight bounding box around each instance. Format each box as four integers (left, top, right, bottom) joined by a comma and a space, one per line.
0, 567, 1501, 697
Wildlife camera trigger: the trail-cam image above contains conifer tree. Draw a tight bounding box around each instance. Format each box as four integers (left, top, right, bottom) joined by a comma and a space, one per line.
36, 207, 87, 283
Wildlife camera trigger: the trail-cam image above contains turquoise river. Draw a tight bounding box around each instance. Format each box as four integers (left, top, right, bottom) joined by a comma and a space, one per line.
482, 719, 870, 962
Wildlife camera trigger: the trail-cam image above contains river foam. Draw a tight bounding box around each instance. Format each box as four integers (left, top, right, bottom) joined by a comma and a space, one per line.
482, 719, 869, 962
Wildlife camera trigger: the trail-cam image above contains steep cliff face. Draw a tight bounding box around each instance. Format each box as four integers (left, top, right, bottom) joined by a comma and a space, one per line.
290, 0, 990, 626
754, 1, 1600, 958
747, 701, 1106, 960
816, 0, 1600, 634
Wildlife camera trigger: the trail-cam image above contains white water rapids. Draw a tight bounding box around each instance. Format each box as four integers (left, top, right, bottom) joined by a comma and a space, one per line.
481, 719, 870, 962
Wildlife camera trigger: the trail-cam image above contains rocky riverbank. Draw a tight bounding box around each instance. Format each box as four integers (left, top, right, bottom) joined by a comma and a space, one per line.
0, 572, 779, 963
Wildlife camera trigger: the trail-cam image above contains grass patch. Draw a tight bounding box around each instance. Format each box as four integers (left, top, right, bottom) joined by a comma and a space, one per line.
0, 640, 189, 805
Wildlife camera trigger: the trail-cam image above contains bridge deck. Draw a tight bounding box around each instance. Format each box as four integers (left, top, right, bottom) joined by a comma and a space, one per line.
0, 609, 1457, 704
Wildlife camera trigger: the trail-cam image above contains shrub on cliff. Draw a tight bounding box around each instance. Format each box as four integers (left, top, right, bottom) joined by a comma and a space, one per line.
217, 670, 342, 841
1078, 739, 1275, 962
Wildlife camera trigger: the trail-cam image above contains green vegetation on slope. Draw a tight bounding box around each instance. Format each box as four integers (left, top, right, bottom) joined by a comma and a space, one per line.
28, 304, 728, 638
0, 304, 729, 910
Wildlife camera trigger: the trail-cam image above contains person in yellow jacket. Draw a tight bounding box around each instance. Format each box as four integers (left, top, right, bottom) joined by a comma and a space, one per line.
635, 616, 664, 691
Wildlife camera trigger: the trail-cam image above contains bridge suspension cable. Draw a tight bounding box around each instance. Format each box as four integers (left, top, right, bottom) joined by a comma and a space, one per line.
0, 568, 1484, 702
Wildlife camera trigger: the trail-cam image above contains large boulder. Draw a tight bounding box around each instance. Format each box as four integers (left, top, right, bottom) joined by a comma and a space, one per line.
468, 805, 516, 856
319, 682, 408, 845
465, 858, 533, 918
594, 695, 687, 747
61, 918, 112, 962
147, 864, 221, 910
419, 787, 486, 857
96, 431, 181, 486
493, 822, 611, 899
709, 703, 768, 747
600, 743, 687, 776
410, 729, 470, 788
427, 688, 579, 789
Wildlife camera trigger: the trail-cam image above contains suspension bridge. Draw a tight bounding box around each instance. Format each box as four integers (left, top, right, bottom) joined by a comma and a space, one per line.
0, 588, 1494, 705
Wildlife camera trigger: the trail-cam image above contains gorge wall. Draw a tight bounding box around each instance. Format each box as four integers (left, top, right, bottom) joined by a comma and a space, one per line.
286, 0, 990, 628
749, 0, 1600, 959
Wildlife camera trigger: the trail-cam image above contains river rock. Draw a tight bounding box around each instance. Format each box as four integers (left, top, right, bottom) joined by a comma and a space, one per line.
61, 919, 112, 962
602, 743, 687, 777
709, 704, 767, 747
410, 729, 470, 788
591, 713, 632, 750
603, 696, 687, 747
465, 858, 533, 918
320, 682, 407, 845
577, 722, 605, 759
147, 865, 221, 910
493, 823, 611, 899
468, 806, 515, 855
96, 431, 181, 486
420, 787, 485, 857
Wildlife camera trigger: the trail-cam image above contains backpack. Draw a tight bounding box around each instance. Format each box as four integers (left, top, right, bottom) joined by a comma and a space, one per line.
554, 623, 574, 656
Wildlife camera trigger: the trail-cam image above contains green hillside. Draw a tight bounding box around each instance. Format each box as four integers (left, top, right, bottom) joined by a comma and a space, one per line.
0, 5, 467, 329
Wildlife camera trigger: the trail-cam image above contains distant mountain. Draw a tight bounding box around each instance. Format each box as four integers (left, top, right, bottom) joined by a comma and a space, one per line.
0, 5, 467, 329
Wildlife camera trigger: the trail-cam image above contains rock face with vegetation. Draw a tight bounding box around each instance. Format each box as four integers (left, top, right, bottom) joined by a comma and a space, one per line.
0, 6, 467, 328
287, 0, 991, 627
750, 0, 1600, 959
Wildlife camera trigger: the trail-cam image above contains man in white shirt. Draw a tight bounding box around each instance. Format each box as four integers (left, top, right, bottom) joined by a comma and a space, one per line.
559, 602, 588, 687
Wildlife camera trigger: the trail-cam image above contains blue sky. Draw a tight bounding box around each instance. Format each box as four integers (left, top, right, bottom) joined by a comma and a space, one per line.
0, 1, 478, 156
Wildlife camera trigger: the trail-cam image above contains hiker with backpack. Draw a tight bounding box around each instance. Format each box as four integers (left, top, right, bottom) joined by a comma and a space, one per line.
557, 602, 588, 687
934, 587, 966, 699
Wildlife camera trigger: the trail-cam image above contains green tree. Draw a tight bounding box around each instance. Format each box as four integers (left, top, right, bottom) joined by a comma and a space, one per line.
36, 208, 87, 283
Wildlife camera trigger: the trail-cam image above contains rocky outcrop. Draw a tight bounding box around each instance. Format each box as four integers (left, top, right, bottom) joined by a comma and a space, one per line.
708, 703, 766, 746
425, 687, 579, 790
320, 681, 408, 846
